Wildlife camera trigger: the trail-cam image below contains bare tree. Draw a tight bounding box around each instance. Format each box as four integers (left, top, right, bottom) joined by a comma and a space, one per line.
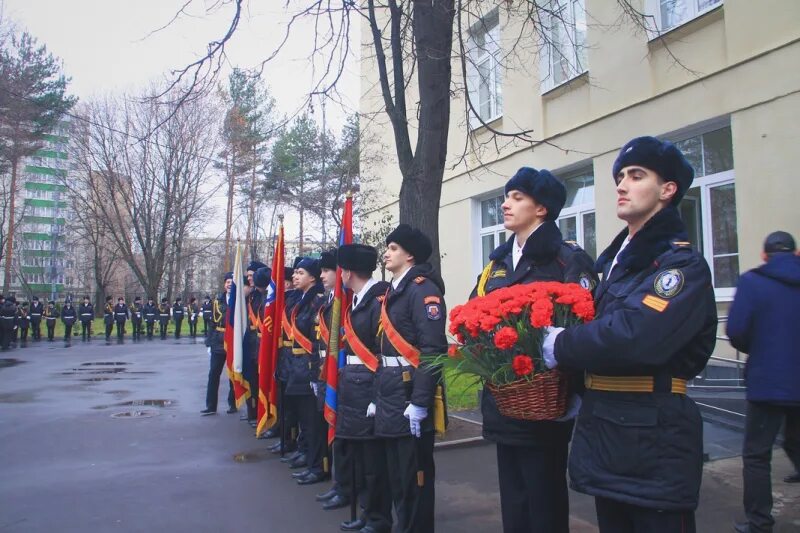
68, 87, 221, 300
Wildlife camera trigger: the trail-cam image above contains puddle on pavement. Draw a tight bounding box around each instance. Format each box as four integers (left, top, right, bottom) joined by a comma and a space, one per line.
0, 358, 24, 369
80, 362, 130, 366
93, 399, 175, 410
103, 390, 131, 395
111, 410, 159, 419
0, 391, 37, 403
61, 368, 128, 375
233, 450, 272, 463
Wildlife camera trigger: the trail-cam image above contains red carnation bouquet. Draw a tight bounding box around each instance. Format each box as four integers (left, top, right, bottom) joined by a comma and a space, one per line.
444, 281, 594, 420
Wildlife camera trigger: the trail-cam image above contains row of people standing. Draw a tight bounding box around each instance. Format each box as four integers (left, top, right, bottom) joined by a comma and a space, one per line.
0, 296, 78, 348
98, 296, 206, 344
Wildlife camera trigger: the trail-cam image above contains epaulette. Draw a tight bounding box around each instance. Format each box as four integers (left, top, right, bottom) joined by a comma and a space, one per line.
414, 276, 426, 284
670, 240, 693, 251
562, 240, 581, 251
376, 295, 385, 303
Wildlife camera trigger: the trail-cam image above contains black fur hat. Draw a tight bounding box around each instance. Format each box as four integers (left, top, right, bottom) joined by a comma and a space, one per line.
504, 167, 566, 221
385, 224, 433, 263
337, 244, 378, 273
253, 266, 272, 288
319, 249, 337, 271
612, 136, 694, 205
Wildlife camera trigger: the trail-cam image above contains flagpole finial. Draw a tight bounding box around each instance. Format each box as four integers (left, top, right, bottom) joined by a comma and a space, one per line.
345, 191, 353, 199
278, 214, 284, 223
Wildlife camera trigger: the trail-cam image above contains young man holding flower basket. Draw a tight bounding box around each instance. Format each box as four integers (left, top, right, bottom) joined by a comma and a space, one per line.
544, 137, 717, 532
462, 167, 597, 533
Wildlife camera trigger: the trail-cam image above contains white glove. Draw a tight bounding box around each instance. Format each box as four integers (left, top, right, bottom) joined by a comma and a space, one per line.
366, 402, 376, 417
404, 403, 428, 438
310, 382, 319, 397
207, 347, 212, 357
542, 326, 564, 369
555, 394, 582, 422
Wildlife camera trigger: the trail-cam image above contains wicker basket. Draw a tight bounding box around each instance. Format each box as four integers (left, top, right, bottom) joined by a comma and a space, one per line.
487, 370, 569, 421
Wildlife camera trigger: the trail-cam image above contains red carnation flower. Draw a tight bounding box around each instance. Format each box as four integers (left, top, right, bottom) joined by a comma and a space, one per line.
512, 355, 534, 376
493, 326, 518, 350
447, 344, 462, 359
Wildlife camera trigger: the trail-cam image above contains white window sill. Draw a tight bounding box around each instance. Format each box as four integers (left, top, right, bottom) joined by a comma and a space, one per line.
647, 4, 723, 43
540, 70, 589, 97
469, 113, 504, 133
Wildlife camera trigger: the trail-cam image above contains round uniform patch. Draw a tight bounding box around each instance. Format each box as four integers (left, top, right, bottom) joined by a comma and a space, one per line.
654, 269, 684, 298
579, 274, 594, 290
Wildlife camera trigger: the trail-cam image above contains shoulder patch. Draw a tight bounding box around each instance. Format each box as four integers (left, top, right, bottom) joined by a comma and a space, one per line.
414, 276, 426, 284
425, 303, 442, 320
578, 273, 595, 291
642, 294, 669, 312
653, 268, 684, 298
424, 295, 441, 304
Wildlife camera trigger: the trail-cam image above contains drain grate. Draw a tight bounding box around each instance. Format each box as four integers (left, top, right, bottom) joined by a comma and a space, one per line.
111, 410, 159, 419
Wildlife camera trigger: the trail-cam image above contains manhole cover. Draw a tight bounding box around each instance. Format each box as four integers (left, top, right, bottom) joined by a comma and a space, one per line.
81, 362, 130, 366
93, 399, 175, 410
0, 358, 24, 369
111, 410, 159, 419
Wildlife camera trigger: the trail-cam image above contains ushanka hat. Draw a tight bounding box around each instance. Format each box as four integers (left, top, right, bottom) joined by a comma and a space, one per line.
295, 257, 321, 280
385, 224, 433, 263
253, 266, 272, 288
612, 136, 694, 205
319, 249, 337, 271
337, 244, 378, 273
504, 167, 566, 221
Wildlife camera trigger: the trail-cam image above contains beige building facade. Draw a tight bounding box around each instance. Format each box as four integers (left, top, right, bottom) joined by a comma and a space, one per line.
360, 0, 800, 324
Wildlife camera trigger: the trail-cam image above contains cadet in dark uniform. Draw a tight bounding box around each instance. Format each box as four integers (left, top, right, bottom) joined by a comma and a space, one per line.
0, 295, 5, 349
158, 298, 170, 339
130, 296, 143, 342
469, 167, 597, 533
187, 297, 199, 339
546, 137, 717, 533
244, 261, 268, 425
201, 295, 212, 337
286, 258, 326, 484
201, 272, 237, 416
17, 302, 30, 347
144, 297, 157, 340
79, 296, 94, 342
44, 300, 58, 341
103, 296, 114, 344
1, 297, 18, 350
29, 296, 44, 341
114, 297, 129, 344
335, 245, 393, 531
61, 299, 77, 346
172, 297, 185, 339
373, 224, 448, 533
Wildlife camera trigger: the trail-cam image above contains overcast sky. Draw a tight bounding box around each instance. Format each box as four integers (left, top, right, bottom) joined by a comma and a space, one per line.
3, 0, 361, 244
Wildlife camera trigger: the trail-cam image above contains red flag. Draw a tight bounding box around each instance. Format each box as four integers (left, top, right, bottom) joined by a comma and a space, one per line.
256, 225, 285, 436
323, 195, 353, 444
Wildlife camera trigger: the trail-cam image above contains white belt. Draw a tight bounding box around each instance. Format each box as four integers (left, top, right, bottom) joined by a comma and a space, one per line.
382, 355, 411, 367
346, 355, 366, 366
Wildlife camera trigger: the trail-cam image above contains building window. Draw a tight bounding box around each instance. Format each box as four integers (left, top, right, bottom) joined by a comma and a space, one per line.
467, 10, 502, 129
539, 0, 587, 92
479, 194, 508, 267
648, 0, 722, 33
556, 171, 596, 259
674, 125, 737, 298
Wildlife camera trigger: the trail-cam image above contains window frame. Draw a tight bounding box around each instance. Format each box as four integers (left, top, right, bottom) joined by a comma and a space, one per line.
473, 192, 509, 275
467, 11, 503, 129
646, 0, 723, 37
539, 0, 588, 93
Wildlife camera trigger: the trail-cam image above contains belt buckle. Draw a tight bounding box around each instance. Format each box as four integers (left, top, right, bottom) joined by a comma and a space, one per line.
585, 374, 593, 388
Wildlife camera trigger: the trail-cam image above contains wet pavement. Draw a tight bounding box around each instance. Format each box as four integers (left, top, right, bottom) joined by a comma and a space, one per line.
1, 339, 798, 532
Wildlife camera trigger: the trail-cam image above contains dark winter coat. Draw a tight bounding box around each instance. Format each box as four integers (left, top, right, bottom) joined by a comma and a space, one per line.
727, 252, 800, 405
201, 300, 213, 322
114, 303, 129, 323
44, 306, 59, 323
103, 303, 114, 325
79, 303, 94, 324
469, 220, 597, 447
374, 263, 448, 438
188, 303, 199, 323
29, 301, 44, 324
206, 295, 227, 356
144, 303, 158, 323
336, 280, 390, 439
130, 304, 143, 324
276, 289, 301, 383
172, 303, 185, 321
17, 308, 30, 329
555, 206, 717, 511
285, 285, 324, 395
61, 305, 77, 326
158, 305, 170, 324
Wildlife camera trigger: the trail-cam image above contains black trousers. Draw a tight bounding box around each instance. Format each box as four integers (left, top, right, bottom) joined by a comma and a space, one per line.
375, 433, 435, 533
205, 350, 235, 412
496, 440, 570, 533
188, 319, 197, 337
46, 321, 56, 341
202, 318, 209, 336
19, 327, 28, 344
243, 336, 259, 420
146, 321, 154, 339
595, 496, 696, 533
294, 394, 324, 472
159, 320, 168, 339
115, 320, 125, 341
174, 318, 183, 338
31, 319, 41, 340
131, 319, 142, 341
341, 438, 392, 531
305, 397, 330, 476
105, 321, 113, 340
81, 321, 92, 340
64, 324, 73, 342
278, 381, 300, 450
743, 401, 800, 532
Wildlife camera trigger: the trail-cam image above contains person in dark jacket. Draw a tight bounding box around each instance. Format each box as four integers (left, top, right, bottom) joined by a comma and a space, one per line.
545, 136, 717, 532
61, 299, 77, 345
201, 295, 212, 337
144, 297, 157, 340
17, 302, 30, 347
727, 231, 800, 533
469, 167, 597, 533
44, 300, 58, 342
158, 298, 170, 339
130, 296, 143, 342
371, 224, 448, 533
103, 296, 114, 344
286, 258, 326, 484
114, 297, 129, 344
29, 296, 44, 341
0, 295, 6, 349
172, 297, 185, 339
78, 296, 94, 342
187, 296, 199, 339
201, 272, 237, 416
243, 261, 268, 425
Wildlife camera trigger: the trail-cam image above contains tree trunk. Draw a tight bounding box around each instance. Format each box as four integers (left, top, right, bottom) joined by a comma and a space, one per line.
2, 158, 19, 294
